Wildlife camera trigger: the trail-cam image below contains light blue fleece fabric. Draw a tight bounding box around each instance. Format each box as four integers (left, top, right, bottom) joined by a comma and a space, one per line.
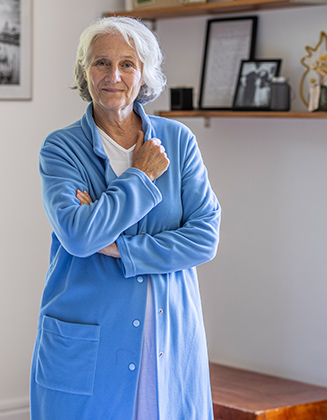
30, 102, 221, 420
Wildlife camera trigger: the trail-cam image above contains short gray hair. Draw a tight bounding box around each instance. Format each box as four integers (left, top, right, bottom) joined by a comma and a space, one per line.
74, 16, 166, 104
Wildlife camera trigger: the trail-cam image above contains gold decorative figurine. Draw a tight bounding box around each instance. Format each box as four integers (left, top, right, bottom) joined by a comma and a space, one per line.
300, 31, 327, 111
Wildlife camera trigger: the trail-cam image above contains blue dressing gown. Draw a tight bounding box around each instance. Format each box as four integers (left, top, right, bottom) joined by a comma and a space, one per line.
30, 102, 221, 420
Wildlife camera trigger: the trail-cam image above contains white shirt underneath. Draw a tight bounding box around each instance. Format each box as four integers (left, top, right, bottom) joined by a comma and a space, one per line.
98, 127, 158, 420
98, 126, 135, 176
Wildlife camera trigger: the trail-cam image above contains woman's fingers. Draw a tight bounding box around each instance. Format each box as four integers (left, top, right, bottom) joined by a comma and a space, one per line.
76, 189, 92, 205
132, 137, 169, 181
98, 242, 121, 258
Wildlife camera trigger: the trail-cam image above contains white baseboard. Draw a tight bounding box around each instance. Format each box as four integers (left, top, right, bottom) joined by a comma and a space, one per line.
0, 398, 29, 413
0, 408, 29, 420
0, 398, 29, 420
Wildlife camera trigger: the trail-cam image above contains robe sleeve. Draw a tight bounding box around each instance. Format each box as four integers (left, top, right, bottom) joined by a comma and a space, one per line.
39, 138, 162, 258
116, 135, 221, 277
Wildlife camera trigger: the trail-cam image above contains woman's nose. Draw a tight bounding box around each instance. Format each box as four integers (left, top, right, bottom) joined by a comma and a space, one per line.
106, 65, 121, 83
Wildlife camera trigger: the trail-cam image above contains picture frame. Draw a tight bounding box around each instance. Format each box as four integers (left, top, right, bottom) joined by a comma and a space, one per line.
232, 59, 282, 110
198, 16, 257, 110
0, 0, 32, 100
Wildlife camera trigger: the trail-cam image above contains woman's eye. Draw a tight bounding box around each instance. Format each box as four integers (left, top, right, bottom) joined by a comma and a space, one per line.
96, 60, 107, 66
123, 62, 133, 69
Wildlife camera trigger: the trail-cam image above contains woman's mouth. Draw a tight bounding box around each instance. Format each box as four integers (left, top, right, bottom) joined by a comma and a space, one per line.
102, 87, 122, 93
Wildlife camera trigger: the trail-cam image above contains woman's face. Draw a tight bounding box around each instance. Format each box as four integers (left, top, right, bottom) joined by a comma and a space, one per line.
84, 33, 144, 114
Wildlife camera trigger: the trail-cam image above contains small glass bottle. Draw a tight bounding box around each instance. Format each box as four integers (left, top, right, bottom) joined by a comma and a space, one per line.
270, 77, 291, 111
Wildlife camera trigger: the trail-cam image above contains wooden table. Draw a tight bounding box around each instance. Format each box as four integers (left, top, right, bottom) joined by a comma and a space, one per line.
210, 363, 327, 420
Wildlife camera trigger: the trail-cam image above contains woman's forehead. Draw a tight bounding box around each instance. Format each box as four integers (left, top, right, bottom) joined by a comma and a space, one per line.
91, 33, 138, 57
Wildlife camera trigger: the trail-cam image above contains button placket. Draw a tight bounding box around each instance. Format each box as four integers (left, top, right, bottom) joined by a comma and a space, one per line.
129, 276, 144, 373
158, 306, 165, 359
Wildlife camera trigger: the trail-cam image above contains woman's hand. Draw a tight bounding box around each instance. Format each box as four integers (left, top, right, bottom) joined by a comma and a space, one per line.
76, 189, 92, 205
97, 242, 120, 258
76, 189, 121, 258
132, 131, 170, 182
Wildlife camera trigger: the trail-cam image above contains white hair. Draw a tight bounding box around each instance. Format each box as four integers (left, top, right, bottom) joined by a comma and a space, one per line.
74, 16, 166, 104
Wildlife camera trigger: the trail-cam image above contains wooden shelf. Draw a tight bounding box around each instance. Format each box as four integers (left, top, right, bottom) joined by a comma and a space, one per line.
158, 110, 327, 119
104, 0, 326, 20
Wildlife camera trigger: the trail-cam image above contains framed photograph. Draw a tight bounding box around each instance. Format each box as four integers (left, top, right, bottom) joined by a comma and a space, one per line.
198, 16, 257, 110
0, 0, 32, 100
232, 59, 281, 110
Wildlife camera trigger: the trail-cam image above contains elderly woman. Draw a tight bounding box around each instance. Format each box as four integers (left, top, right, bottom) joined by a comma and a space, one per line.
30, 16, 221, 420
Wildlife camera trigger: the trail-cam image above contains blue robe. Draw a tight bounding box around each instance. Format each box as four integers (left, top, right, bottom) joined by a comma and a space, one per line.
30, 102, 221, 420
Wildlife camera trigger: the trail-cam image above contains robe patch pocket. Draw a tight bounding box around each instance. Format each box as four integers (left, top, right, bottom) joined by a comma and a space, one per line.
36, 315, 101, 395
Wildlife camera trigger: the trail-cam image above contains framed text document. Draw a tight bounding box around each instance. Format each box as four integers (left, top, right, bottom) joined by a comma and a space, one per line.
199, 16, 257, 110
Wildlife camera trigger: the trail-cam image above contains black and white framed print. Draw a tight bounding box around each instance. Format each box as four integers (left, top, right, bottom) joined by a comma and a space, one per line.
199, 16, 257, 110
0, 0, 32, 100
233, 59, 281, 110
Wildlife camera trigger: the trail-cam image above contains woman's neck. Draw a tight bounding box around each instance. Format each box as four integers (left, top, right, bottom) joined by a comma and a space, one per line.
94, 104, 142, 150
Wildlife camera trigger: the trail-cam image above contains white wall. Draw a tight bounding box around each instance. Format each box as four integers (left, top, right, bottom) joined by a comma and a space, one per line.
0, 0, 326, 415
148, 5, 327, 387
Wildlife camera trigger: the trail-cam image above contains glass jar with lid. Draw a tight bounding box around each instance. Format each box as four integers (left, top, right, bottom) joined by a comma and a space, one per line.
270, 77, 290, 111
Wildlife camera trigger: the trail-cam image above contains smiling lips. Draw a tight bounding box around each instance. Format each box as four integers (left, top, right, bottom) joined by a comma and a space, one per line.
102, 87, 123, 93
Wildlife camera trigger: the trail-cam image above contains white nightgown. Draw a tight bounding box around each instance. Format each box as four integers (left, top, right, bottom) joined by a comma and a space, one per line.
98, 127, 158, 420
